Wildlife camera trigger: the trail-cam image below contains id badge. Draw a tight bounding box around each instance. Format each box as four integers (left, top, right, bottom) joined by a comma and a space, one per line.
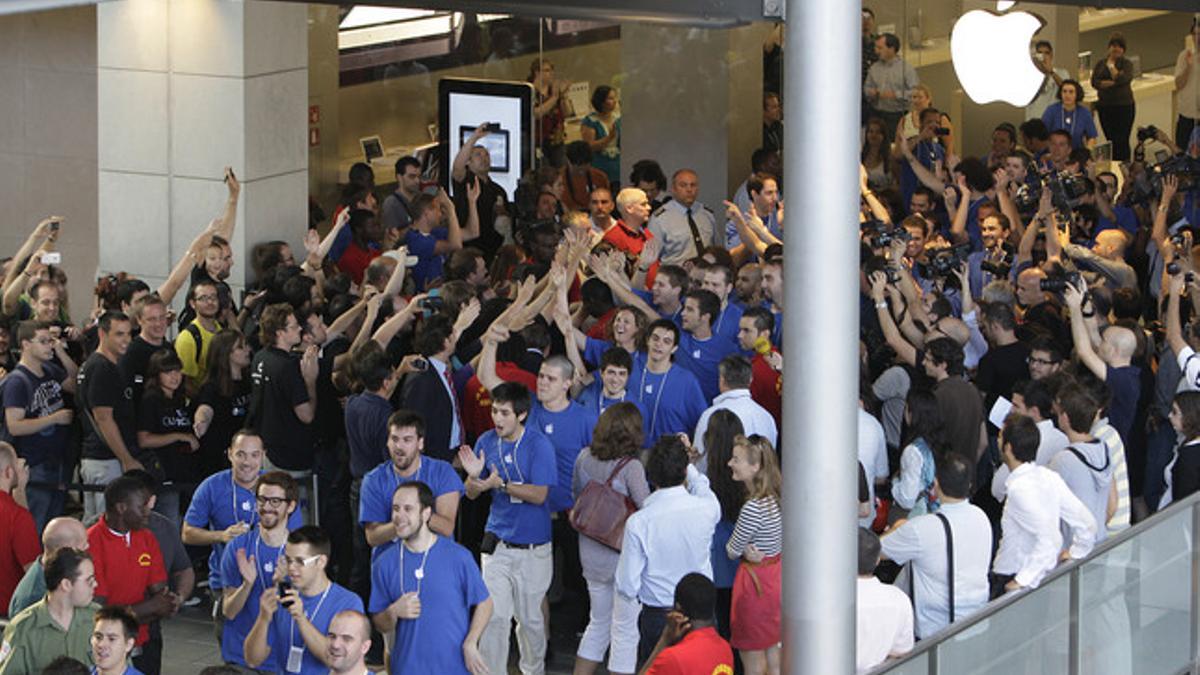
287, 645, 304, 673
509, 480, 524, 503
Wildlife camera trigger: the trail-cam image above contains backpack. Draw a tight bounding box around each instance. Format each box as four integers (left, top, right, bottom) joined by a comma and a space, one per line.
910, 437, 940, 517
183, 322, 205, 372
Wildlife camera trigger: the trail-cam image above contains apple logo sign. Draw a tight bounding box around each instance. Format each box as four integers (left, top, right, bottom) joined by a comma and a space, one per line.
950, 1, 1046, 106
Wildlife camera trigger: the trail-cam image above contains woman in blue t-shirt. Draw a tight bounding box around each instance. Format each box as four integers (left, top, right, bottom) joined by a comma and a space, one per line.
1041, 79, 1098, 150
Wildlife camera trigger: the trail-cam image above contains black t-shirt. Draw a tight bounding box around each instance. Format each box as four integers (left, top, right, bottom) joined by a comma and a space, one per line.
248, 347, 312, 470
176, 266, 236, 330
120, 336, 175, 411
79, 353, 139, 461
975, 341, 1031, 409
452, 174, 508, 258
195, 376, 251, 473
315, 337, 350, 446
138, 389, 196, 481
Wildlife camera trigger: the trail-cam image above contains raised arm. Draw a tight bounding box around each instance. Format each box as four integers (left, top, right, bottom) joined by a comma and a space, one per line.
1063, 280, 1107, 380
212, 167, 241, 242
432, 188, 464, 255
1167, 273, 1188, 356
947, 174, 971, 246
3, 217, 55, 295
870, 271, 918, 367
1152, 176, 1180, 258
452, 125, 486, 183
861, 165, 892, 224
461, 178, 482, 241
159, 222, 215, 306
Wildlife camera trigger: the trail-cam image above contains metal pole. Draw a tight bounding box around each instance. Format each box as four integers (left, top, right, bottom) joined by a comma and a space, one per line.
780, 0, 860, 672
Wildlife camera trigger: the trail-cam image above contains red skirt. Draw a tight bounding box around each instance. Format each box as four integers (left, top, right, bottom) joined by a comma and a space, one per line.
730, 554, 782, 650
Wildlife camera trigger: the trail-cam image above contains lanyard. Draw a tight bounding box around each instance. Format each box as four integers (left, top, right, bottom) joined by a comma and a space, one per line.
496, 429, 527, 485
251, 530, 281, 594
231, 472, 258, 527
598, 390, 627, 416
638, 367, 670, 434
391, 459, 425, 495
399, 537, 435, 597
1060, 105, 1077, 139
288, 583, 332, 649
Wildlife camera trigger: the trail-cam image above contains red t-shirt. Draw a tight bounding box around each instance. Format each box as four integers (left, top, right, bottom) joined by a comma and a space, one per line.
585, 308, 617, 341
646, 626, 735, 675
751, 352, 782, 428
87, 515, 168, 645
0, 490, 40, 615
336, 240, 382, 285
602, 221, 660, 288
461, 363, 538, 440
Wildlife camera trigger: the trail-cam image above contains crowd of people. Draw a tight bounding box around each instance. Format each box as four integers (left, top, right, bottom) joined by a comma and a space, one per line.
0, 14, 1197, 675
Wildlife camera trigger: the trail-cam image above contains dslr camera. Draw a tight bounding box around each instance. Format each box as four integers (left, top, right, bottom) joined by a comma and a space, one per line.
926, 244, 971, 278
1039, 269, 1083, 295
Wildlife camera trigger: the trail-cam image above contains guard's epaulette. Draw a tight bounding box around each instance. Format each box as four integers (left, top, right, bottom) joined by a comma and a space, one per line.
651, 205, 666, 218
701, 205, 715, 215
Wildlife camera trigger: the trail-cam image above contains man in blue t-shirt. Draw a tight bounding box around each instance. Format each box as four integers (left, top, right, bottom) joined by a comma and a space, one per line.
458, 383, 555, 675
370, 481, 491, 674
700, 265, 745, 346
404, 187, 470, 291
675, 290, 739, 404
218, 471, 299, 670
183, 431, 302, 639
2, 320, 77, 531
632, 320, 708, 446
575, 347, 635, 418
325, 609, 374, 675
244, 526, 363, 675
360, 409, 463, 545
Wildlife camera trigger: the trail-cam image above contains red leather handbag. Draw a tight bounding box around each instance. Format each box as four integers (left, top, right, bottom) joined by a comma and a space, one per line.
569, 456, 638, 551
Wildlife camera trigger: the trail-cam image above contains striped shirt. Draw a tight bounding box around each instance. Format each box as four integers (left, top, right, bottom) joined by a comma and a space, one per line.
726, 496, 783, 559
1094, 420, 1131, 535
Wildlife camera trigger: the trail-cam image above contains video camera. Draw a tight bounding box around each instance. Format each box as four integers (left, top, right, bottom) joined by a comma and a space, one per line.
861, 218, 913, 248
924, 243, 971, 279
1013, 166, 1091, 217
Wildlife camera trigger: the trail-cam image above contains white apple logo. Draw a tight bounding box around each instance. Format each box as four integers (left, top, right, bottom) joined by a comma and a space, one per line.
950, 2, 1046, 106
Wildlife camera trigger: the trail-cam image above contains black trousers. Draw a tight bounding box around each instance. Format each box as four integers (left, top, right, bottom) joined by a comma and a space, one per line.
1177, 114, 1197, 153
1098, 104, 1136, 161
637, 605, 672, 667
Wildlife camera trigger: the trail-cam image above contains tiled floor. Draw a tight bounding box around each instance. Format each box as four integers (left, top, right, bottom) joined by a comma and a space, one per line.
161, 588, 593, 674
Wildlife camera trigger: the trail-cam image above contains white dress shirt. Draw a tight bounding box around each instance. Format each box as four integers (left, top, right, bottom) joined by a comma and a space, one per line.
991, 418, 1069, 501
993, 463, 1097, 589
692, 388, 779, 472
880, 500, 992, 638
615, 464, 720, 607
856, 576, 914, 674
858, 409, 888, 528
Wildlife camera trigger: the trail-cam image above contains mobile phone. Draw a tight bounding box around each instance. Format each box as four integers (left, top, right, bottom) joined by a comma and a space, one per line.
483, 122, 501, 132
412, 357, 428, 371
277, 580, 293, 607
49, 219, 60, 232
419, 296, 444, 310
41, 252, 61, 265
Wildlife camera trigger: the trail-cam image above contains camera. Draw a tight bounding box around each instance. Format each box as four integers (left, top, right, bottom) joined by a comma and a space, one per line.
277, 580, 294, 607
934, 126, 952, 137
1039, 269, 1083, 294
1167, 262, 1196, 284
861, 218, 911, 248
979, 257, 1013, 279
1013, 168, 1091, 216
419, 296, 444, 310
1136, 125, 1160, 143
926, 244, 971, 278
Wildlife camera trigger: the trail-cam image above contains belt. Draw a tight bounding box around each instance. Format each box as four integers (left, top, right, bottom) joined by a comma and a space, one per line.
500, 539, 546, 550
744, 554, 781, 596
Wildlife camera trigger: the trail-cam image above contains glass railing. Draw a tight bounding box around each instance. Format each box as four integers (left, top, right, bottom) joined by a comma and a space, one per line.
870, 491, 1200, 675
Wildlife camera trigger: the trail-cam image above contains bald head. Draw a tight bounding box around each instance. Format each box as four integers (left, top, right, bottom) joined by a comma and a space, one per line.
1102, 324, 1137, 363
44, 517, 88, 553
0, 442, 15, 472
1094, 230, 1129, 260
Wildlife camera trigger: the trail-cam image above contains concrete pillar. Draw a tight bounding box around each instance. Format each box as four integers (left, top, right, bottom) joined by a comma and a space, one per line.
0, 6, 98, 325
98, 0, 308, 299
619, 23, 732, 209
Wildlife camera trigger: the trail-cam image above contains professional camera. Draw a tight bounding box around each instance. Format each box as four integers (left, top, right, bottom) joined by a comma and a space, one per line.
1039, 269, 1083, 295
925, 244, 971, 278
861, 218, 912, 248
1127, 154, 1200, 206
1136, 125, 1160, 143
1012, 167, 1091, 217
979, 251, 1014, 279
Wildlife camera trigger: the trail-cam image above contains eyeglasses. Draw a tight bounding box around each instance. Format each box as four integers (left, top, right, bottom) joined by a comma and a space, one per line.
283, 554, 323, 568
1027, 356, 1059, 367
194, 294, 218, 302
256, 495, 288, 507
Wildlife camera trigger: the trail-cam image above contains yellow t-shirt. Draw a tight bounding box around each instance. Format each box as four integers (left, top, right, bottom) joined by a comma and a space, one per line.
174, 319, 221, 383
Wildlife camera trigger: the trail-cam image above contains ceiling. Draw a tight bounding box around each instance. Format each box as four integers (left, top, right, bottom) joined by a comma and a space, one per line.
8, 0, 1197, 26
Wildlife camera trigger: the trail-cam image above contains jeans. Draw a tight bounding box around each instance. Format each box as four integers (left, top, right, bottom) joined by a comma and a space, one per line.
25, 460, 65, 532
637, 604, 671, 667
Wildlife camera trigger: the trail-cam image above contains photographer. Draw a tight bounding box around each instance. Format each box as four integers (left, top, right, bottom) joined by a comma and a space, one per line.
1058, 224, 1137, 291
